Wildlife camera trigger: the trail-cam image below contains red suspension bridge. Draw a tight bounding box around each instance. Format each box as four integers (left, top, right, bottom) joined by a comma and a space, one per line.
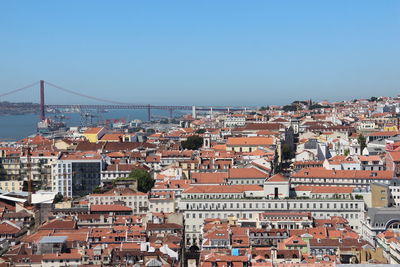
0, 80, 251, 121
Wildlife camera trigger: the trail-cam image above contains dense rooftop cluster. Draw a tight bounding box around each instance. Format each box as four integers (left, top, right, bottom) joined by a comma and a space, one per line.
1, 96, 400, 265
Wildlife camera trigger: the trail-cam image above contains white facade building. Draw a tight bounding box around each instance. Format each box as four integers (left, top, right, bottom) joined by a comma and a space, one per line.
224, 115, 246, 128
178, 185, 364, 247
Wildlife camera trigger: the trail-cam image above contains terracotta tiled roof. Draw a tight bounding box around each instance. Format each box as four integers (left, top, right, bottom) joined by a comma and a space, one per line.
292, 168, 392, 180
89, 187, 145, 197
310, 186, 353, 194
227, 137, 274, 146
104, 163, 137, 172
84, 127, 104, 134
18, 135, 52, 145
146, 223, 183, 230
90, 204, 132, 212
366, 131, 400, 137
60, 151, 102, 160
388, 151, 400, 162
191, 172, 228, 184
183, 184, 263, 194
267, 173, 288, 182
42, 253, 81, 260
146, 155, 160, 163
228, 168, 267, 179
0, 222, 20, 234
294, 185, 353, 194
100, 133, 122, 141
75, 141, 103, 151
106, 151, 126, 158
39, 219, 76, 230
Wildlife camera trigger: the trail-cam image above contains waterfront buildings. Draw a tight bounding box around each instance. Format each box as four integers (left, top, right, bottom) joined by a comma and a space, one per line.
1, 95, 400, 265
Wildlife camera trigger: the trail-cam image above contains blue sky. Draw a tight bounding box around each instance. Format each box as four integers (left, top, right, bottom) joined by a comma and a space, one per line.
0, 1, 399, 106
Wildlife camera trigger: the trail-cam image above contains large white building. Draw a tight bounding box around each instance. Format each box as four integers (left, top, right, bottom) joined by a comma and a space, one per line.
178, 183, 365, 247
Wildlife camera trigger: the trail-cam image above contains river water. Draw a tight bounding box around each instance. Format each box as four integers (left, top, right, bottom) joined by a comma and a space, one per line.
0, 109, 178, 141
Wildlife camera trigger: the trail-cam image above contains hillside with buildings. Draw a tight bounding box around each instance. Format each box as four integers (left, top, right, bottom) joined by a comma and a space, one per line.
1, 96, 400, 265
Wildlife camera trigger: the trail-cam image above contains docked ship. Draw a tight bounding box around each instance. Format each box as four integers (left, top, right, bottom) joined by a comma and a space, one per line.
37, 118, 67, 134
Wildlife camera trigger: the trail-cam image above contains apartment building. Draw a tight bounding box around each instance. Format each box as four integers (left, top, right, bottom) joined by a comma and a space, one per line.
52, 152, 103, 198
20, 151, 59, 190
0, 150, 20, 181
88, 188, 148, 214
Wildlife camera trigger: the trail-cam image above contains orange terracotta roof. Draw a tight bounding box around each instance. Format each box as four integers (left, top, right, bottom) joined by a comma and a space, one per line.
84, 127, 104, 134
60, 151, 101, 161
183, 184, 263, 194
146, 155, 160, 163
228, 168, 266, 179
191, 172, 228, 184
42, 253, 81, 260
39, 219, 76, 230
310, 186, 354, 194
267, 173, 288, 182
90, 204, 132, 212
292, 168, 392, 180
0, 222, 20, 234
100, 133, 122, 141
388, 151, 400, 162
367, 131, 400, 137
227, 137, 274, 146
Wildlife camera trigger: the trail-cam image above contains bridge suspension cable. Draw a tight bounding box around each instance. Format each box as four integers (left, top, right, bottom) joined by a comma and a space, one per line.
0, 81, 39, 98
44, 81, 134, 105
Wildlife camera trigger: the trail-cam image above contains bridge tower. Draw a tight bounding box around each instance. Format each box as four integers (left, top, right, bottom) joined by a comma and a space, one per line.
40, 80, 45, 121
192, 105, 196, 119
169, 108, 173, 119
147, 104, 151, 121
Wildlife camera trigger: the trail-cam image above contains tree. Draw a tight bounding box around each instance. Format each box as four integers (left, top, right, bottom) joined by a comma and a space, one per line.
129, 169, 154, 193
195, 129, 206, 134
282, 105, 297, 112
281, 144, 291, 160
310, 104, 331, 110
53, 193, 64, 203
358, 134, 367, 153
92, 186, 103, 194
181, 135, 203, 150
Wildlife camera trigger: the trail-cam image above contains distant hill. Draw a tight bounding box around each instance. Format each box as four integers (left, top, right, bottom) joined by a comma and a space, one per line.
0, 101, 39, 115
